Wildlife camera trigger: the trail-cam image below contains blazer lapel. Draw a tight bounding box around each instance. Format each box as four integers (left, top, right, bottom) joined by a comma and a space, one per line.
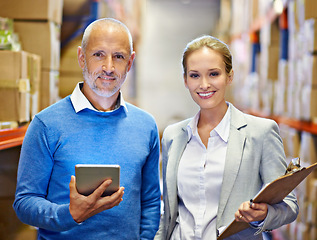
217, 105, 247, 225
166, 125, 188, 227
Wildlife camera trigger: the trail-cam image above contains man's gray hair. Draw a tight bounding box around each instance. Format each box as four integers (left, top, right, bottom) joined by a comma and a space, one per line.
81, 18, 133, 54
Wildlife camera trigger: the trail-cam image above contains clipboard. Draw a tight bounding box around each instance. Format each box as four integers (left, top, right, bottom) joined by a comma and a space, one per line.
217, 160, 317, 240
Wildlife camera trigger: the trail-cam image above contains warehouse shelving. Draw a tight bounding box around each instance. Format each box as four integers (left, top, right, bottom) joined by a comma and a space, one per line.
245, 109, 317, 135
0, 124, 28, 151
234, 0, 317, 136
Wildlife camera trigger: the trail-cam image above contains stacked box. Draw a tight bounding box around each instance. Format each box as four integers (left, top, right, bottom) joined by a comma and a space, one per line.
15, 20, 61, 110
28, 54, 41, 118
303, 18, 317, 53
230, 0, 251, 36
40, 70, 60, 110
7, 0, 64, 112
295, 133, 316, 229
0, 0, 63, 25
287, 11, 317, 122
257, 20, 280, 115
14, 21, 61, 71
301, 86, 317, 122
274, 60, 288, 116
59, 36, 83, 98
298, 41, 317, 122
307, 179, 317, 240
0, 51, 32, 123
296, 0, 317, 26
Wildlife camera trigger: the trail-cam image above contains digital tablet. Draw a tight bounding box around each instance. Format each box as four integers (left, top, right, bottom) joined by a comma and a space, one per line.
75, 164, 120, 197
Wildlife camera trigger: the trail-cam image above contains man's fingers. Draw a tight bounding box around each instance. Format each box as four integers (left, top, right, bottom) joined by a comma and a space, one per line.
104, 187, 125, 207
93, 179, 113, 197
69, 175, 77, 195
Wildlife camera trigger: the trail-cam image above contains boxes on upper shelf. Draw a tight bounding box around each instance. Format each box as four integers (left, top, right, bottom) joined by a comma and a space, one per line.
14, 21, 61, 71
304, 18, 317, 54
288, 0, 299, 34
0, 0, 63, 25
274, 60, 288, 116
260, 20, 280, 47
297, 0, 317, 25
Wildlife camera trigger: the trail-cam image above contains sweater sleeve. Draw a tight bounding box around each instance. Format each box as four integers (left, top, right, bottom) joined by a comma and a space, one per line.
139, 123, 161, 239
13, 116, 78, 232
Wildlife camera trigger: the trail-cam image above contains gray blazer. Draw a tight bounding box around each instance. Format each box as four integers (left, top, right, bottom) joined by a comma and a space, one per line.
155, 103, 298, 240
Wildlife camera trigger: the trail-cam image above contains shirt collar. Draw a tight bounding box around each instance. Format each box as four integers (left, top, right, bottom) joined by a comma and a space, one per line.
70, 82, 128, 113
187, 103, 231, 143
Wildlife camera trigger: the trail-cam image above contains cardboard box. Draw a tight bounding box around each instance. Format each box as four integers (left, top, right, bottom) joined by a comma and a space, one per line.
60, 36, 82, 73
0, 51, 28, 80
288, 1, 299, 34
0, 0, 63, 25
30, 91, 39, 119
40, 70, 60, 111
0, 81, 30, 123
274, 60, 288, 116
260, 20, 280, 47
27, 54, 41, 118
0, 51, 31, 122
299, 132, 317, 171
301, 85, 317, 122
304, 18, 317, 53
288, 32, 298, 61
59, 35, 83, 98
63, 0, 90, 16
267, 45, 280, 80
310, 87, 317, 122
308, 179, 317, 224
297, 0, 317, 21
259, 44, 279, 84
59, 72, 82, 99
28, 54, 41, 94
305, 54, 317, 86
287, 128, 301, 158
14, 21, 61, 71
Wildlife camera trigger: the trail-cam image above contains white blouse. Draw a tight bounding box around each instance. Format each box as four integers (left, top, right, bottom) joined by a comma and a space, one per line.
171, 105, 231, 240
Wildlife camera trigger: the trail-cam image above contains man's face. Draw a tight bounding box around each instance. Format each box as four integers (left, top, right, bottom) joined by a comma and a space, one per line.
78, 25, 135, 98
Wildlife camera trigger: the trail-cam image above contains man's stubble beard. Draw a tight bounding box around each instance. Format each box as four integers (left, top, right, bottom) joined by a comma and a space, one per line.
82, 65, 125, 98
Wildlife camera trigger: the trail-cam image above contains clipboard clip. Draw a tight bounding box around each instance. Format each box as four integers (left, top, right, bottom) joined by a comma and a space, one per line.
285, 157, 302, 175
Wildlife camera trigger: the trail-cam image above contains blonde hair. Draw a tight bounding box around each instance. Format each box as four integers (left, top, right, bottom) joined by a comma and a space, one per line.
182, 35, 233, 76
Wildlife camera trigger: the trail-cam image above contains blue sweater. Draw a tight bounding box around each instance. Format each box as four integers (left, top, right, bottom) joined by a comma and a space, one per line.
13, 96, 161, 240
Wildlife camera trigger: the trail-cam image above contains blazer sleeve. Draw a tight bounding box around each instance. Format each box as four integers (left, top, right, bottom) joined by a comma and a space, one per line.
254, 120, 299, 233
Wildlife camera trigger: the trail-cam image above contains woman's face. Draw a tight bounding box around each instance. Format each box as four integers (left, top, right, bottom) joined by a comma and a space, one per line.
184, 47, 232, 111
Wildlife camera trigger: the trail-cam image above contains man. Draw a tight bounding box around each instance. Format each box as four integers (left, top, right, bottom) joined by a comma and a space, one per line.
13, 18, 161, 240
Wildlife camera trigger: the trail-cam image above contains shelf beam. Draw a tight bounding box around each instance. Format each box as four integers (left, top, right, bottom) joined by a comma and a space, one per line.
0, 124, 28, 151
244, 109, 317, 135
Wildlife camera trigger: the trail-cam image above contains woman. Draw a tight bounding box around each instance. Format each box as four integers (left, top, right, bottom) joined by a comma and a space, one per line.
155, 35, 298, 240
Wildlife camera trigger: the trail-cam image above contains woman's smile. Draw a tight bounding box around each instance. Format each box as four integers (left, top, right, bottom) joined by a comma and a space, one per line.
197, 91, 216, 99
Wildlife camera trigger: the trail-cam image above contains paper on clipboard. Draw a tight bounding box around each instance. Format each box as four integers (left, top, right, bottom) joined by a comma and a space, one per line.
217, 161, 317, 240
